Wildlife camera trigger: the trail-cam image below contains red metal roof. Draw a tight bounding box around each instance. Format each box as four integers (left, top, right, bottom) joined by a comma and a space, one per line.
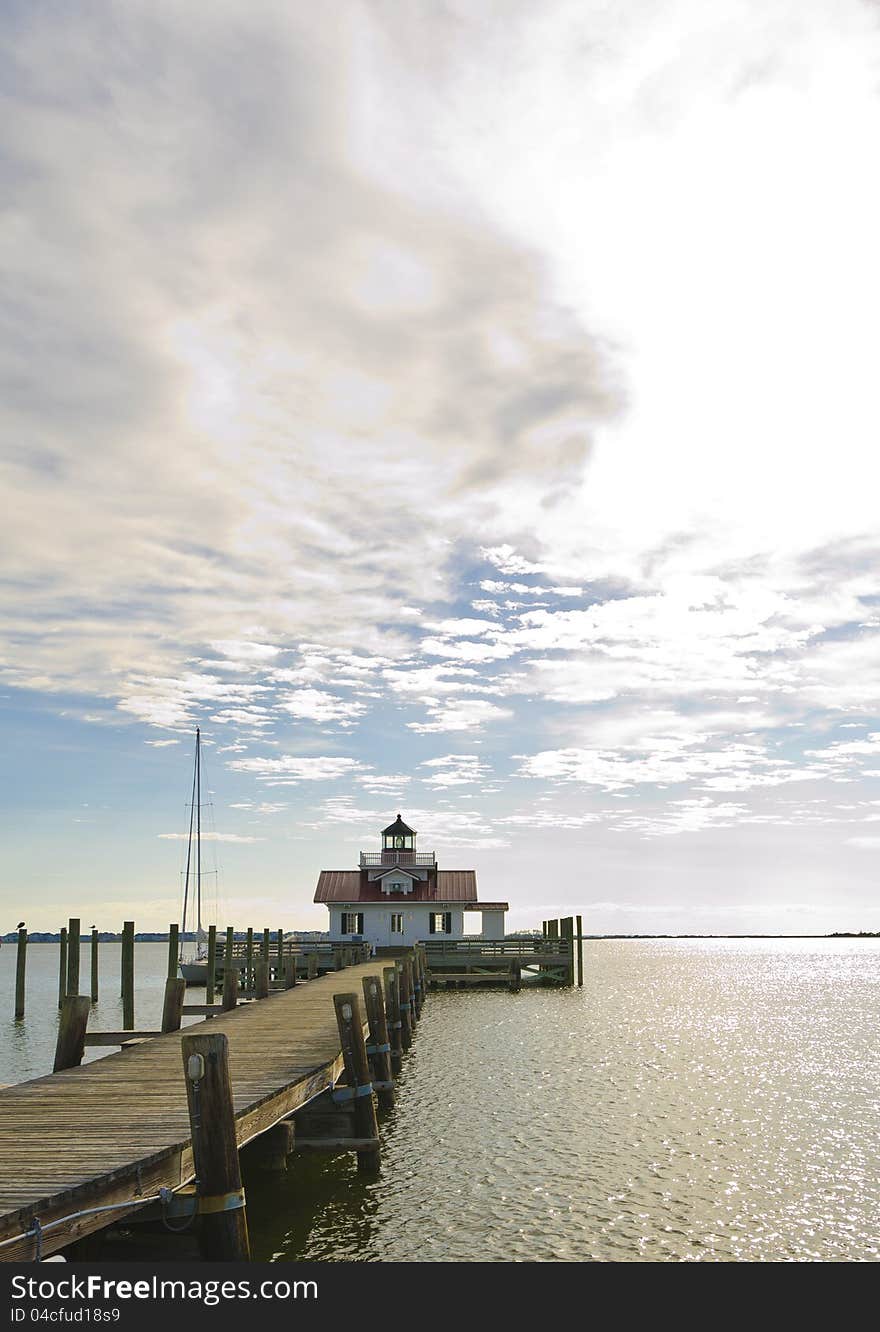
314, 869, 479, 904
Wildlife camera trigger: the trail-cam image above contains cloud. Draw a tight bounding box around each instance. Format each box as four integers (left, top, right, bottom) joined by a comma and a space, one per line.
280, 689, 367, 727
227, 754, 366, 783
157, 831, 263, 843
406, 698, 512, 733
419, 754, 492, 787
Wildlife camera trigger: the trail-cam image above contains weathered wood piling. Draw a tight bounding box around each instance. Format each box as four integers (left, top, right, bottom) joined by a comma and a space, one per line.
14, 927, 26, 1021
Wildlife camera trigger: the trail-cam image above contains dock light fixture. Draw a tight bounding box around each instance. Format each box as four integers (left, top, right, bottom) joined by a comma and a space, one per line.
342, 1003, 352, 1021
187, 1053, 205, 1082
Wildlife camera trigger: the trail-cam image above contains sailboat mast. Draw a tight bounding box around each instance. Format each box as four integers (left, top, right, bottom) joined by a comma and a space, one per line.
196, 726, 202, 939
180, 728, 198, 959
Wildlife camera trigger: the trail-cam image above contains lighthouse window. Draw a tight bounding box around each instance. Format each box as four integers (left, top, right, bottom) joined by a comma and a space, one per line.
341, 912, 364, 935
388, 879, 406, 892
390, 913, 404, 933
429, 912, 453, 935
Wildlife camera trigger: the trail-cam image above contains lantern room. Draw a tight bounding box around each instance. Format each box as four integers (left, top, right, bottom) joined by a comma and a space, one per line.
381, 814, 416, 862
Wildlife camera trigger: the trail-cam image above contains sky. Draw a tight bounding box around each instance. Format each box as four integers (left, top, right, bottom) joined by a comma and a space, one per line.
2, 0, 880, 935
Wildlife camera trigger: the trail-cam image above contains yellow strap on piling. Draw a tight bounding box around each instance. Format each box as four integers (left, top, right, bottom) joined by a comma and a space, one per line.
198, 1189, 246, 1214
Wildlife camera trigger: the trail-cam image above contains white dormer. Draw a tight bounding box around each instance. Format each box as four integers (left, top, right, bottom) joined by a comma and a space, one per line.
378, 866, 416, 895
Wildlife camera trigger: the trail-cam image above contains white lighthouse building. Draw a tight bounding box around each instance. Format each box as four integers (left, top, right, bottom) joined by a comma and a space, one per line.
313, 814, 508, 949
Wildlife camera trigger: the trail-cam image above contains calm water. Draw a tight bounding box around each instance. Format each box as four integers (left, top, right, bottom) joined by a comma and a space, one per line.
2, 939, 879, 1261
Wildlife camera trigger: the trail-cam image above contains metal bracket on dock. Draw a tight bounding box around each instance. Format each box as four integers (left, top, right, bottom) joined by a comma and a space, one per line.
198, 1189, 246, 1215
156, 1186, 245, 1219
331, 1082, 373, 1103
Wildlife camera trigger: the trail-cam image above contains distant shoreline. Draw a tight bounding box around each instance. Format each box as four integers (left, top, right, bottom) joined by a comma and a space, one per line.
2, 931, 878, 944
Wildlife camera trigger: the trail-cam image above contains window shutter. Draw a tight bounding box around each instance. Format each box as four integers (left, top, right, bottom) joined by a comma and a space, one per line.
357, 913, 364, 934
429, 914, 436, 934
444, 912, 452, 934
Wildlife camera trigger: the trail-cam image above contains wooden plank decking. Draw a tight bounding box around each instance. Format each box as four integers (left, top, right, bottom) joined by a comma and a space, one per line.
0, 959, 388, 1262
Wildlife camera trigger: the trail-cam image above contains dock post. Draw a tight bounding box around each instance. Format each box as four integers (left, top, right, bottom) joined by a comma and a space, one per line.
90, 927, 99, 1002
167, 923, 179, 980
222, 962, 239, 1012
419, 945, 429, 1004
362, 974, 395, 1111
333, 993, 380, 1175
181, 1031, 250, 1261
407, 948, 418, 1017
54, 995, 90, 1072
245, 928, 254, 994
508, 959, 522, 993
283, 956, 297, 989
560, 917, 575, 986
57, 927, 68, 1009
121, 921, 135, 1030
14, 926, 27, 1019
398, 960, 413, 1051
254, 956, 269, 1000
161, 977, 186, 1033
307, 952, 318, 980
576, 914, 584, 987
407, 955, 421, 1025
67, 917, 80, 997
276, 929, 284, 981
382, 966, 403, 1074
261, 927, 271, 977
207, 925, 217, 1000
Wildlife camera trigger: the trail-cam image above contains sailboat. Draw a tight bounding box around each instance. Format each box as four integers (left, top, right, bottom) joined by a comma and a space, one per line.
178, 726, 209, 986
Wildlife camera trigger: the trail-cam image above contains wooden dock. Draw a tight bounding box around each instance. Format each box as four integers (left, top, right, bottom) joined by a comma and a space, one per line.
0, 957, 392, 1262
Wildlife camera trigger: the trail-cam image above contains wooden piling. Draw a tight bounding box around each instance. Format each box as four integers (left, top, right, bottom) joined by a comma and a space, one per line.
307, 953, 318, 980
247, 1122, 294, 1173
261, 928, 270, 975
14, 927, 27, 1020
283, 956, 297, 989
245, 927, 254, 994
508, 959, 522, 993
222, 962, 239, 1012
224, 925, 234, 975
276, 929, 284, 980
167, 923, 179, 980
576, 913, 584, 987
362, 974, 394, 1111
121, 920, 135, 1030
254, 956, 269, 1000
57, 928, 68, 1010
410, 950, 421, 1021
67, 917, 80, 997
180, 1031, 250, 1261
382, 966, 403, 1075
161, 977, 186, 1033
90, 927, 99, 1002
206, 925, 217, 1000
560, 917, 575, 986
333, 993, 380, 1174
54, 995, 90, 1072
398, 959, 413, 1051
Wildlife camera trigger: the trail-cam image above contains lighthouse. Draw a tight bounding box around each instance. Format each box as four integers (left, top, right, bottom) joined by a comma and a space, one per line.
313, 815, 508, 948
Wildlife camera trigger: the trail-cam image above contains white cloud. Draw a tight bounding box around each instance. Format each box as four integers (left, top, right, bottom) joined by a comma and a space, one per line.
280, 689, 366, 727
228, 755, 366, 783
407, 698, 512, 733
157, 831, 263, 843
419, 754, 491, 787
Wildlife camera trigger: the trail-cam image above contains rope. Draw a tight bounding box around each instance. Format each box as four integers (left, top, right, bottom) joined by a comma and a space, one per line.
0, 1183, 190, 1254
